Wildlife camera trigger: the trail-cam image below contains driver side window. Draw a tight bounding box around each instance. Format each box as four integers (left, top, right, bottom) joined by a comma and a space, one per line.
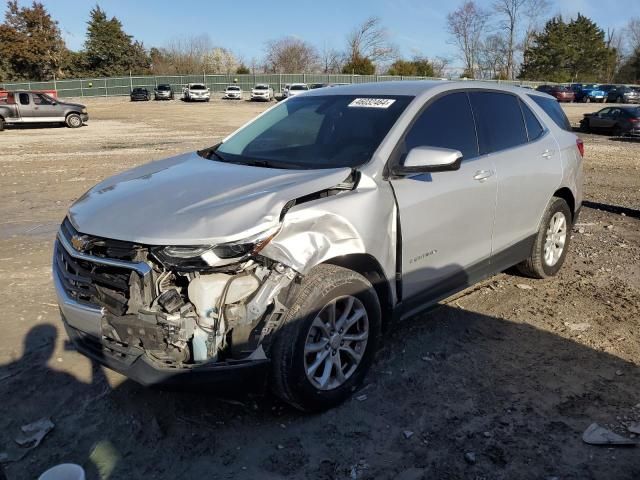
404, 92, 479, 160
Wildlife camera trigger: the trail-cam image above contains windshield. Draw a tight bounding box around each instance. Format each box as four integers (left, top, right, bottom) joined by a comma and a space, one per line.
254, 85, 268, 90
157, 85, 171, 90
290, 85, 308, 91
133, 88, 145, 93
227, 86, 240, 91
190, 84, 206, 90
214, 95, 413, 169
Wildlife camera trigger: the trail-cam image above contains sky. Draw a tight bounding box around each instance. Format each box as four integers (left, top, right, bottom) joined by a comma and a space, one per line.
13, 0, 640, 67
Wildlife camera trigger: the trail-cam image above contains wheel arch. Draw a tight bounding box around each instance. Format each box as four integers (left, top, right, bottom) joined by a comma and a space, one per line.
323, 253, 394, 327
553, 187, 576, 220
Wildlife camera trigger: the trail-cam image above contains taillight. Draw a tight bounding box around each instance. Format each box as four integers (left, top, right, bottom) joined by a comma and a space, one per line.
576, 138, 584, 157
629, 117, 639, 123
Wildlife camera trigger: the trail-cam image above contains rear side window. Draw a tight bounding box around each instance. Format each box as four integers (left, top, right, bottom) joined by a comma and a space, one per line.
520, 100, 545, 141
404, 92, 478, 160
528, 95, 572, 131
19, 93, 30, 105
469, 91, 527, 154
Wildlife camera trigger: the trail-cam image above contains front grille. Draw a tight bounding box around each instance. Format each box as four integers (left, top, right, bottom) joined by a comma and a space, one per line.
55, 219, 148, 315
60, 218, 144, 261
54, 241, 132, 315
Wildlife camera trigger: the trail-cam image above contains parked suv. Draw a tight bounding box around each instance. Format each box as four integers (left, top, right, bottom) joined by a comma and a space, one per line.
0, 91, 87, 130
54, 82, 582, 411
182, 83, 210, 102
130, 87, 152, 101
284, 83, 309, 97
536, 85, 575, 102
250, 84, 274, 101
604, 85, 640, 104
223, 85, 243, 100
570, 84, 606, 103
154, 84, 174, 100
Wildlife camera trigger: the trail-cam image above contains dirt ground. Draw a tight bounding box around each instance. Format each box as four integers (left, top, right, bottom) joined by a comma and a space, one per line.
0, 97, 639, 479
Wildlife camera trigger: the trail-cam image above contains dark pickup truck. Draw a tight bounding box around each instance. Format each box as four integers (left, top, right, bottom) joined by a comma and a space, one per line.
0, 91, 88, 131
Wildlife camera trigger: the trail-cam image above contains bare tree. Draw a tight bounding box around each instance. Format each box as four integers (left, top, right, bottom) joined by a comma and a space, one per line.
431, 56, 452, 78
346, 16, 397, 64
264, 36, 319, 73
320, 44, 344, 73
446, 1, 489, 78
492, 0, 550, 79
479, 34, 509, 79
519, 0, 550, 69
625, 17, 640, 54
604, 28, 624, 82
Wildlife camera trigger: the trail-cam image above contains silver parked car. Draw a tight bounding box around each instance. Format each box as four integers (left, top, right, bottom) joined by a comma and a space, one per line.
250, 84, 274, 101
54, 82, 583, 411
223, 85, 243, 100
182, 83, 210, 102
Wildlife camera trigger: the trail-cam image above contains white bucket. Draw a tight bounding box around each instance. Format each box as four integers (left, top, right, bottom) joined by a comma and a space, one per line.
38, 463, 85, 480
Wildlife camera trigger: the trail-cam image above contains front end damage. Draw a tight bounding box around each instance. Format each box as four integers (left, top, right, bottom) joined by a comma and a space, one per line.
54, 166, 395, 387
54, 217, 298, 383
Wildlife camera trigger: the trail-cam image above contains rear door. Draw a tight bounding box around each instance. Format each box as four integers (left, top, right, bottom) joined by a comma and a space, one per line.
469, 91, 562, 267
17, 92, 36, 120
390, 91, 497, 300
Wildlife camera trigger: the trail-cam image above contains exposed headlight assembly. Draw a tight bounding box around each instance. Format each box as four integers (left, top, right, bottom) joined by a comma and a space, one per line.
153, 225, 280, 270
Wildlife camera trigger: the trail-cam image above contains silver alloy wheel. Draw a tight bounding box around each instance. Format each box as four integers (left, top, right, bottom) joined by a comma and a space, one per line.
68, 115, 81, 127
544, 212, 567, 266
304, 295, 369, 391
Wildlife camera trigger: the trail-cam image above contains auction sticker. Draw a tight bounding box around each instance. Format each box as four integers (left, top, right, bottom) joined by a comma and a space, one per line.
348, 98, 396, 108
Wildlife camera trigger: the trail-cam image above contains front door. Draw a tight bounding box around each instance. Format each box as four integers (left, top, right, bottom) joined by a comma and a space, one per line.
389, 91, 496, 301
31, 92, 61, 120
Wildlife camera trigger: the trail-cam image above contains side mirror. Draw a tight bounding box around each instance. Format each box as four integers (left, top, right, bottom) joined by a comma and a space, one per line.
391, 146, 463, 176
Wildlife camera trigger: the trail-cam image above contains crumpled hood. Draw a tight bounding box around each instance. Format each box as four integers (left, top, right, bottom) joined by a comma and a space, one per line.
69, 152, 351, 245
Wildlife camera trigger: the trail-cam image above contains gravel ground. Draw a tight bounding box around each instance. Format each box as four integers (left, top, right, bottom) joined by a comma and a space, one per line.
0, 98, 638, 479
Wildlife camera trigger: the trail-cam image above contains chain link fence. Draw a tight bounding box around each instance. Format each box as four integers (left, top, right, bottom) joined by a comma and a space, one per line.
0, 73, 545, 99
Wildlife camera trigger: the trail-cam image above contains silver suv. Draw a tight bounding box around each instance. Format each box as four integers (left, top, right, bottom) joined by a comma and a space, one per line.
54, 82, 583, 411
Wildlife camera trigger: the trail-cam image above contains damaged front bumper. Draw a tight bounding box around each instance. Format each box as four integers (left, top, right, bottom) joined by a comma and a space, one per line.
61, 319, 269, 388
53, 219, 295, 388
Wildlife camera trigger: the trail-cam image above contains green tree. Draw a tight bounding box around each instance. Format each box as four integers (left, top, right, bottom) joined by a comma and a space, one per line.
616, 49, 640, 83
84, 5, 150, 76
342, 55, 375, 75
519, 14, 611, 82
236, 64, 250, 74
0, 1, 66, 80
387, 59, 417, 76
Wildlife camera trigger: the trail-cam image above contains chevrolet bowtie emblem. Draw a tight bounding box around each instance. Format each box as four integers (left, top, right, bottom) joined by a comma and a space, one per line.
71, 234, 90, 252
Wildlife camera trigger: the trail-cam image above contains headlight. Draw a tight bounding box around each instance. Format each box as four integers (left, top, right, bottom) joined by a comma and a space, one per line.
153, 226, 280, 270
81, 108, 87, 114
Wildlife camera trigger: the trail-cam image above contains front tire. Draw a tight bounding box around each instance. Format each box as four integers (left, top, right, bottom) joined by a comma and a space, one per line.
516, 197, 572, 279
270, 264, 381, 411
65, 113, 82, 128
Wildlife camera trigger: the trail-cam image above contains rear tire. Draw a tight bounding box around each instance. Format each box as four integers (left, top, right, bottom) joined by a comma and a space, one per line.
270, 264, 381, 412
516, 197, 572, 279
65, 113, 82, 128
612, 125, 622, 137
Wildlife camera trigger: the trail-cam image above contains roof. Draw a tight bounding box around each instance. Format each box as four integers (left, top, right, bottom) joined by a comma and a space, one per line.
304, 80, 548, 97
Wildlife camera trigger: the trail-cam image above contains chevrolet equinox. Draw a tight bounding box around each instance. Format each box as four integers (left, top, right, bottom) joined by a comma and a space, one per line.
54, 81, 583, 411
